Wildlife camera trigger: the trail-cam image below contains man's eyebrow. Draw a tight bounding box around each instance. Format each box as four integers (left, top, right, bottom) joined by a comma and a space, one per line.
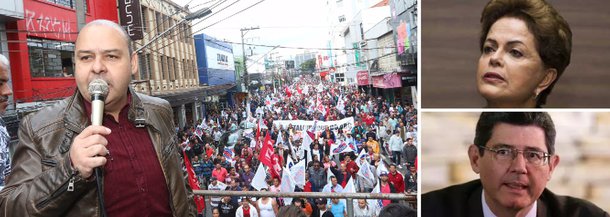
76, 49, 124, 55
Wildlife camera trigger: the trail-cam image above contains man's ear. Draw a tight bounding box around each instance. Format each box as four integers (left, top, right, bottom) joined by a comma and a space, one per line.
468, 144, 481, 174
130, 52, 138, 76
547, 154, 560, 180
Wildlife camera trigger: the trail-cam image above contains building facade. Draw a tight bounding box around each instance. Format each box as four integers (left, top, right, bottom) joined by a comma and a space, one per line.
5, 0, 117, 107
135, 0, 205, 129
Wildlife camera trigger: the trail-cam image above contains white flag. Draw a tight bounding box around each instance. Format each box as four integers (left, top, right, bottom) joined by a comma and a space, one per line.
251, 163, 268, 191
376, 161, 389, 177
326, 166, 335, 185
342, 177, 357, 208
357, 160, 375, 186
290, 160, 306, 188
329, 140, 354, 156
302, 131, 314, 147
280, 166, 296, 205
275, 131, 283, 147
356, 149, 368, 167
286, 156, 295, 169
288, 112, 293, 120
370, 182, 382, 215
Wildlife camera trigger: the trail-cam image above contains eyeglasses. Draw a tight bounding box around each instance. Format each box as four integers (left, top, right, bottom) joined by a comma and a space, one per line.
477, 145, 551, 166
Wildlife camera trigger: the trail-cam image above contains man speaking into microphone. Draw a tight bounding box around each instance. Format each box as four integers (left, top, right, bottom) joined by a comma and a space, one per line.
0, 20, 196, 216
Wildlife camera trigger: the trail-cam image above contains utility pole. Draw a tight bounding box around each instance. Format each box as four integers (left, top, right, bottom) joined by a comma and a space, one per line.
240, 26, 259, 95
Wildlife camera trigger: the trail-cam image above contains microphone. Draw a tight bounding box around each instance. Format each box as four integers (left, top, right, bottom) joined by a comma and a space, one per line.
88, 79, 109, 126
87, 79, 109, 217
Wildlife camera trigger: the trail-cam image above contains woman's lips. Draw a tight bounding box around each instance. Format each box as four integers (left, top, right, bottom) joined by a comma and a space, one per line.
483, 72, 506, 83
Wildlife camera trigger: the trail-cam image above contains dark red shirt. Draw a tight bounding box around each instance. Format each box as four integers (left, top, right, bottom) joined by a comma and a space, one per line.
84, 97, 172, 217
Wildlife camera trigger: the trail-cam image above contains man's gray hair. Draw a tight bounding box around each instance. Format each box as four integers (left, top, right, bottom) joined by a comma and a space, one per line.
0, 54, 9, 70
80, 19, 134, 55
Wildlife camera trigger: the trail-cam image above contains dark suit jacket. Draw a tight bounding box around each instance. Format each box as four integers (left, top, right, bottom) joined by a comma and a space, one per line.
422, 179, 609, 217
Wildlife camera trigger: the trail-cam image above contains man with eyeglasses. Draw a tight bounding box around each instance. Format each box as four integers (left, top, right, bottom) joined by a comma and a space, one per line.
422, 112, 608, 217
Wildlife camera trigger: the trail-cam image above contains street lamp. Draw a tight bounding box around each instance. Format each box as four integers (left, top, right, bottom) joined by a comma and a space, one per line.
241, 26, 259, 94
135, 7, 212, 53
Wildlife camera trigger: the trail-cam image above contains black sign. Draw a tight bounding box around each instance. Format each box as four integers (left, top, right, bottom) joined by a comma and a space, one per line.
118, 0, 144, 40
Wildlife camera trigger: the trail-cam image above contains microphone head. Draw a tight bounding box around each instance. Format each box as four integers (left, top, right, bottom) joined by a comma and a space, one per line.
88, 79, 109, 98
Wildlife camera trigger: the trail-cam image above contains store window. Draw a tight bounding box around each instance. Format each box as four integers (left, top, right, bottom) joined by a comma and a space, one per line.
28, 38, 75, 78
45, 0, 88, 11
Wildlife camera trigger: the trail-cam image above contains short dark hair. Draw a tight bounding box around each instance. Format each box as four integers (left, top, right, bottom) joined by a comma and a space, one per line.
474, 112, 556, 156
480, 0, 572, 106
379, 203, 416, 217
278, 206, 307, 217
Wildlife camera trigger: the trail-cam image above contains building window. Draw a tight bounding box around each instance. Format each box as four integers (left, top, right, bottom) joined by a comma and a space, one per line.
173, 58, 179, 80
155, 12, 163, 34
45, 0, 88, 11
160, 55, 167, 80
27, 38, 75, 78
141, 6, 148, 33
138, 53, 151, 80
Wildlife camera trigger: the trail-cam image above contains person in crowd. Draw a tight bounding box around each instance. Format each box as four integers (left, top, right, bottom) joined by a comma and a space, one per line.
256, 188, 278, 217
379, 172, 397, 206
278, 205, 307, 217
353, 199, 377, 217
378, 203, 416, 217
388, 130, 404, 166
322, 176, 344, 193
402, 138, 417, 168
212, 162, 228, 182
307, 161, 327, 192
218, 195, 238, 217
200, 154, 215, 188
208, 177, 225, 209
328, 198, 347, 217
405, 165, 417, 193
212, 207, 221, 217
0, 54, 14, 190
388, 164, 405, 193
240, 164, 255, 189
236, 197, 259, 217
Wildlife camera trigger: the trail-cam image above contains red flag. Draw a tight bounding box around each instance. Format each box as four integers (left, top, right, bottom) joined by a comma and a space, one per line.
285, 86, 292, 98
259, 133, 275, 168
182, 150, 205, 213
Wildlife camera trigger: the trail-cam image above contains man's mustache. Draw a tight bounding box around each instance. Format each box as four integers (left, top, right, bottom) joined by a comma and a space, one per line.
0, 95, 8, 102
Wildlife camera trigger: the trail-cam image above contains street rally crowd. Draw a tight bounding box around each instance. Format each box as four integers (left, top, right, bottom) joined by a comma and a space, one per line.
179, 76, 417, 217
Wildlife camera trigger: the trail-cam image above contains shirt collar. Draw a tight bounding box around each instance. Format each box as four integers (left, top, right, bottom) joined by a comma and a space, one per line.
482, 190, 537, 217
83, 92, 132, 122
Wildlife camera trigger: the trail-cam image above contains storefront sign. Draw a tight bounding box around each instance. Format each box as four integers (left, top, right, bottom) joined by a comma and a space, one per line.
357, 70, 369, 86
372, 73, 402, 89
118, 0, 144, 40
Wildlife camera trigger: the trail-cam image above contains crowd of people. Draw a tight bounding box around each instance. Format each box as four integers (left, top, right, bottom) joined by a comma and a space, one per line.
178, 76, 418, 217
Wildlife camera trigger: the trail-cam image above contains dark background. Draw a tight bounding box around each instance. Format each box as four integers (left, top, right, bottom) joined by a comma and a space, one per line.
421, 0, 610, 108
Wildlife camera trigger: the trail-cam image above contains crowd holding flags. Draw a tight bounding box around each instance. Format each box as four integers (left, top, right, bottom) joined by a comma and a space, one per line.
177, 74, 417, 215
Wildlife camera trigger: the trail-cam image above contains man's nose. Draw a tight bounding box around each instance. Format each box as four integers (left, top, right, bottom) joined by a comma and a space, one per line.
91, 57, 107, 74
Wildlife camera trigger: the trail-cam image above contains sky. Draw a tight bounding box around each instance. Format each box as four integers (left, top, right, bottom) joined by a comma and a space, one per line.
172, 0, 331, 65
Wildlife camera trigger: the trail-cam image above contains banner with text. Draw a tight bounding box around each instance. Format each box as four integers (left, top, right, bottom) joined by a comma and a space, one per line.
272, 117, 355, 133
